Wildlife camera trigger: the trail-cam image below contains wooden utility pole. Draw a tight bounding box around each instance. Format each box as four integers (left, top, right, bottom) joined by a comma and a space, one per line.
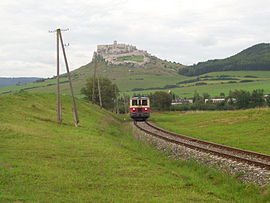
97, 76, 102, 108
124, 95, 128, 114
58, 29, 79, 127
92, 53, 97, 102
114, 85, 119, 114
50, 28, 79, 126
95, 55, 103, 108
56, 29, 62, 122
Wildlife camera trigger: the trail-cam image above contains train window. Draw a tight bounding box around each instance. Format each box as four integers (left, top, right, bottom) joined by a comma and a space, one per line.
138, 100, 141, 105
132, 100, 137, 106
142, 100, 147, 106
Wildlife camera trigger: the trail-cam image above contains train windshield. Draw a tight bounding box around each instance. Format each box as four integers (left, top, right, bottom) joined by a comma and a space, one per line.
131, 98, 148, 106
142, 100, 148, 106
132, 100, 137, 106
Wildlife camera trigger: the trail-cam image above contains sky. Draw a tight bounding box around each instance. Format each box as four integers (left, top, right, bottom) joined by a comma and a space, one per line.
0, 0, 270, 77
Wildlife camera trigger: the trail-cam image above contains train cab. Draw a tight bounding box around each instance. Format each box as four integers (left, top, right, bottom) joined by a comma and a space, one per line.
130, 96, 150, 121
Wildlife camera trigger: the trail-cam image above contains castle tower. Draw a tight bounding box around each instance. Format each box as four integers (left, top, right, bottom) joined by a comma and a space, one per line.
113, 40, 117, 49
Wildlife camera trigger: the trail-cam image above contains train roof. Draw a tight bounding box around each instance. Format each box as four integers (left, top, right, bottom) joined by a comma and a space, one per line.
130, 96, 149, 100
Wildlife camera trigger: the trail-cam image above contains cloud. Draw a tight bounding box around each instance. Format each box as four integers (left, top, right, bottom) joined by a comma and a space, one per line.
0, 0, 270, 76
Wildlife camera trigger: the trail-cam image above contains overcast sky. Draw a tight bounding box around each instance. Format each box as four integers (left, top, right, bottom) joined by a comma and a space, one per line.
0, 0, 270, 77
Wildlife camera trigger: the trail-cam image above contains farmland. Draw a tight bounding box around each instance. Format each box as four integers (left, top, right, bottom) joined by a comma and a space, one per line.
3, 70, 270, 99
151, 108, 270, 155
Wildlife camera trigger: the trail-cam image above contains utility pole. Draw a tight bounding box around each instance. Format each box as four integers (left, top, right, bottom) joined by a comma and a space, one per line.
114, 85, 119, 114
58, 29, 79, 127
92, 53, 97, 102
97, 76, 102, 108
56, 29, 62, 122
49, 28, 79, 127
95, 55, 103, 108
124, 95, 128, 114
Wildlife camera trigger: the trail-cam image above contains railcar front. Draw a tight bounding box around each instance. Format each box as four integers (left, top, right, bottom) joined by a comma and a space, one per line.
130, 96, 150, 121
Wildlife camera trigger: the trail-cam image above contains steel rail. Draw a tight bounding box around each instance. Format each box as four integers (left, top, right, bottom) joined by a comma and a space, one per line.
145, 121, 270, 161
134, 121, 270, 170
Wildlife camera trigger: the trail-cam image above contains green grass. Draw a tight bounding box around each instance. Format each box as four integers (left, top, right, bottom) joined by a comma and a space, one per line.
1, 93, 270, 202
116, 74, 188, 91
0, 59, 183, 97
3, 63, 270, 99
202, 71, 270, 78
127, 75, 270, 98
118, 70, 270, 97
151, 108, 270, 155
116, 55, 144, 62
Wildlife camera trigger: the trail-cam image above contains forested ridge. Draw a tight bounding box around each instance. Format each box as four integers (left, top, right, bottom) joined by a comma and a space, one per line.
179, 43, 270, 76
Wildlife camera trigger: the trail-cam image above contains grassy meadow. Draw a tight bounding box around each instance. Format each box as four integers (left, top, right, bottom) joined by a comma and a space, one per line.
125, 71, 270, 98
116, 55, 144, 62
151, 108, 270, 155
2, 65, 270, 99
1, 93, 270, 202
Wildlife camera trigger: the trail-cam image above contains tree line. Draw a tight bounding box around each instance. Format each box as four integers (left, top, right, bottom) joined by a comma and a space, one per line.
172, 89, 270, 111
81, 77, 270, 113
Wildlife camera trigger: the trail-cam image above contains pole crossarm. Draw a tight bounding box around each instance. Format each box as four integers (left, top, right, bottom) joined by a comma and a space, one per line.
49, 28, 69, 33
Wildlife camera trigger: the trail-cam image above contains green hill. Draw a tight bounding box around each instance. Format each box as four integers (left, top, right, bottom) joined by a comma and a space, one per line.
0, 56, 186, 96
0, 92, 269, 202
179, 43, 270, 76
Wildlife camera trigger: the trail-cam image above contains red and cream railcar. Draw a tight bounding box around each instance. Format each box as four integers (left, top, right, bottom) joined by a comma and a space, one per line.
129, 96, 150, 121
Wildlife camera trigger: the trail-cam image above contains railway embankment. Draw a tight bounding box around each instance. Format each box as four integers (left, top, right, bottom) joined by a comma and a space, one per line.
134, 121, 270, 185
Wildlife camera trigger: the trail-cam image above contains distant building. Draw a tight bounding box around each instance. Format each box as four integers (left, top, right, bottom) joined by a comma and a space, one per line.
204, 98, 225, 103
172, 98, 193, 105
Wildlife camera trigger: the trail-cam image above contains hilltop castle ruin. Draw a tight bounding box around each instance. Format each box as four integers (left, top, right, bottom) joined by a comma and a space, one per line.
95, 41, 150, 66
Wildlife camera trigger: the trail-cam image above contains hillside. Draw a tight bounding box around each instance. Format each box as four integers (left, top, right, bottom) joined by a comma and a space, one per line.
0, 77, 43, 87
3, 43, 270, 99
0, 54, 186, 96
0, 93, 269, 202
179, 43, 270, 76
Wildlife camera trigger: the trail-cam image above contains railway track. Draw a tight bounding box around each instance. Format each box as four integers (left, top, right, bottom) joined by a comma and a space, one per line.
134, 121, 270, 170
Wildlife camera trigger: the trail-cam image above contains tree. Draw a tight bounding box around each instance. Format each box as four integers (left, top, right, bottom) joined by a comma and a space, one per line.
220, 92, 225, 98
150, 91, 172, 111
81, 77, 119, 110
228, 90, 251, 109
193, 91, 204, 104
250, 89, 264, 107
203, 92, 210, 100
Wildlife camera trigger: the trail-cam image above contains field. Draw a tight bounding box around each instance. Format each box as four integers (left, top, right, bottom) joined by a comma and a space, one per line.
1, 93, 270, 202
151, 108, 270, 155
124, 71, 270, 97
116, 55, 144, 62
2, 66, 270, 99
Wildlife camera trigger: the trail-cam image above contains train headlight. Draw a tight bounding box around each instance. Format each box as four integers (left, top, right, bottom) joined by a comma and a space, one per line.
132, 108, 135, 111
145, 108, 147, 111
